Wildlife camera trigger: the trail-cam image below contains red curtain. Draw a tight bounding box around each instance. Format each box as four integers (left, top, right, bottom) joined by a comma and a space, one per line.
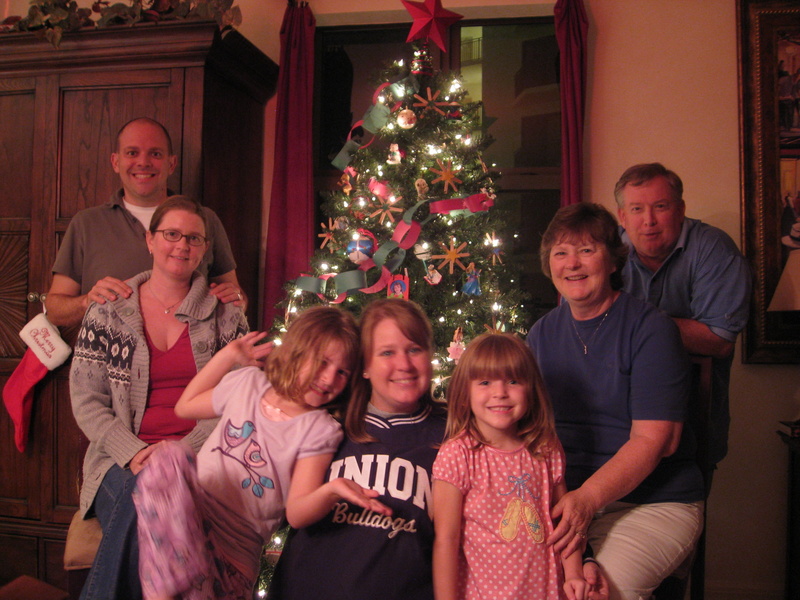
263, 1, 316, 328
555, 0, 588, 206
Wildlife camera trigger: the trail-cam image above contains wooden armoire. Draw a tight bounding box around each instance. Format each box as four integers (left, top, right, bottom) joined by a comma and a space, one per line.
0, 21, 277, 590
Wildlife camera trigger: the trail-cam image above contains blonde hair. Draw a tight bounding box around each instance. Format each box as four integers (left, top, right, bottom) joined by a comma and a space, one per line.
264, 306, 359, 419
345, 299, 435, 443
444, 333, 558, 457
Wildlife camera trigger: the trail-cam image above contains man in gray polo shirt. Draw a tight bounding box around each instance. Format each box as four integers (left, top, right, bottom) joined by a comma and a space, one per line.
45, 117, 246, 326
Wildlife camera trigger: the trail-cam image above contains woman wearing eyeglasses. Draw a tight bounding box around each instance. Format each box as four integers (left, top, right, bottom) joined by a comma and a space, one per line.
70, 195, 249, 600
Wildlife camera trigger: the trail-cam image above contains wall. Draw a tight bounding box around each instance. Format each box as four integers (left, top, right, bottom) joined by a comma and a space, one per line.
7, 0, 797, 597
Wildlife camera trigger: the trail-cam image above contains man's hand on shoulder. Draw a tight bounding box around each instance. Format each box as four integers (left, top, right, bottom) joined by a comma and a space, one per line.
209, 272, 246, 311
45, 274, 132, 327
86, 276, 133, 306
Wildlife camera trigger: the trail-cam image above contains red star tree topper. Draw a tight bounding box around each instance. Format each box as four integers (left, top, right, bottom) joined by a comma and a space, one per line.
402, 0, 463, 52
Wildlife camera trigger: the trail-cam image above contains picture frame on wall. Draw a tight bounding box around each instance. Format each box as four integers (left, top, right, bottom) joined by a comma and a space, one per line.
738, 0, 800, 363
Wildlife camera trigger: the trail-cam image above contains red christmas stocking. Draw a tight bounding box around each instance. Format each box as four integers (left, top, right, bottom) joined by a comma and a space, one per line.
2, 313, 72, 452
3, 349, 49, 452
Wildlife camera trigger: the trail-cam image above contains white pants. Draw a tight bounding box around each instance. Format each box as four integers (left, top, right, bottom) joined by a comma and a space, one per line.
589, 501, 704, 600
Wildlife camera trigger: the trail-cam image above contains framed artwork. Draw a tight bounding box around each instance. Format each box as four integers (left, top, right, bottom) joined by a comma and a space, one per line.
738, 0, 800, 363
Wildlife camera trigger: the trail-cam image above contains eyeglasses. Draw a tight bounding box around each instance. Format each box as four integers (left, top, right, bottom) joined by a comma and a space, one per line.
153, 229, 208, 247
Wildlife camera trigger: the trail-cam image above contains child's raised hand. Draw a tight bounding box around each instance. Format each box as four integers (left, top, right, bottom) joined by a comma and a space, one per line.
227, 331, 272, 367
329, 478, 393, 517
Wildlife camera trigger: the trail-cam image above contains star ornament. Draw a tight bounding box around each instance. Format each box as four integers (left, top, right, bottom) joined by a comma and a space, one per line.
484, 231, 505, 265
413, 87, 457, 117
402, 0, 463, 52
431, 240, 470, 274
369, 195, 404, 224
318, 218, 340, 253
483, 322, 502, 334
430, 159, 463, 194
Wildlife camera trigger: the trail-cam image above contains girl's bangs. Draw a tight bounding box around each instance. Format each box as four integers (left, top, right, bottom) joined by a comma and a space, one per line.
464, 342, 531, 384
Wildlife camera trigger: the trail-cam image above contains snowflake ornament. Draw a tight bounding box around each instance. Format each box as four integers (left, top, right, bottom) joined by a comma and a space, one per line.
412, 87, 458, 117
430, 159, 463, 194
318, 218, 340, 253
369, 195, 404, 224
431, 240, 470, 274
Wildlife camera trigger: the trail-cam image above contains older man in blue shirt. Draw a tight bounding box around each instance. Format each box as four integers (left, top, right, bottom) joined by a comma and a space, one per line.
615, 163, 751, 475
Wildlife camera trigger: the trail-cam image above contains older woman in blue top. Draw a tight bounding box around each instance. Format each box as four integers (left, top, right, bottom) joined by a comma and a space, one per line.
526, 202, 704, 600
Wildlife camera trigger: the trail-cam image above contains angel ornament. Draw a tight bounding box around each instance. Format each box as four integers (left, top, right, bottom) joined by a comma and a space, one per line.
415, 178, 429, 200
461, 263, 482, 296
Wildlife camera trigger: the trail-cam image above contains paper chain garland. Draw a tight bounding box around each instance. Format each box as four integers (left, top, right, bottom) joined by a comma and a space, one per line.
295, 185, 494, 303
331, 76, 422, 171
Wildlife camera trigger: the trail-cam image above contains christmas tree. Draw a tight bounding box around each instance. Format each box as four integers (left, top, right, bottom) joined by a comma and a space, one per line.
270, 41, 530, 391
257, 3, 533, 594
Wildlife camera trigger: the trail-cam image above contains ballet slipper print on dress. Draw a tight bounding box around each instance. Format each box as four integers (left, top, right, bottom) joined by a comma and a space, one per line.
498, 472, 545, 544
499, 496, 544, 543
500, 496, 523, 541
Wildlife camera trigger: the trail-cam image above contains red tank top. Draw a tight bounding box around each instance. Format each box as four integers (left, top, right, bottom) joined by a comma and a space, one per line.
138, 325, 197, 443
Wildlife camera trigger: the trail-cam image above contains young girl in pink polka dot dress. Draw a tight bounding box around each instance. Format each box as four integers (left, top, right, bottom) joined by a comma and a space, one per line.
432, 333, 586, 600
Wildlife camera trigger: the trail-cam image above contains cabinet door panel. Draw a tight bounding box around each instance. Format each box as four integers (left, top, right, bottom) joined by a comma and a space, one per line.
0, 86, 35, 358
0, 377, 40, 519
57, 69, 185, 219
0, 90, 34, 220
42, 537, 69, 590
0, 533, 38, 585
52, 373, 85, 521
0, 76, 52, 522
0, 234, 29, 359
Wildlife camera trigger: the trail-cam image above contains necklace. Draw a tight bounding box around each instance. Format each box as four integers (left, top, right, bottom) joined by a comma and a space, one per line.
571, 310, 610, 355
263, 398, 288, 416
261, 395, 293, 421
147, 283, 184, 314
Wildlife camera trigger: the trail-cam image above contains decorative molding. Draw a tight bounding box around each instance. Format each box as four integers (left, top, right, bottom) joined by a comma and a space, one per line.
0, 20, 218, 76
315, 3, 553, 28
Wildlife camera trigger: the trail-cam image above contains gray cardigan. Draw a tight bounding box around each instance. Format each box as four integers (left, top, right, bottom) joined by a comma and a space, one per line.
70, 270, 249, 516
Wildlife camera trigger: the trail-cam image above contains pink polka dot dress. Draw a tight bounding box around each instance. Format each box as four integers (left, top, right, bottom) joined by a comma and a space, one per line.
432, 434, 566, 599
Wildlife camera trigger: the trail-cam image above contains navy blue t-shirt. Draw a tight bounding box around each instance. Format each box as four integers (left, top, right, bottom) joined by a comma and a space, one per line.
268, 405, 446, 600
527, 292, 703, 504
